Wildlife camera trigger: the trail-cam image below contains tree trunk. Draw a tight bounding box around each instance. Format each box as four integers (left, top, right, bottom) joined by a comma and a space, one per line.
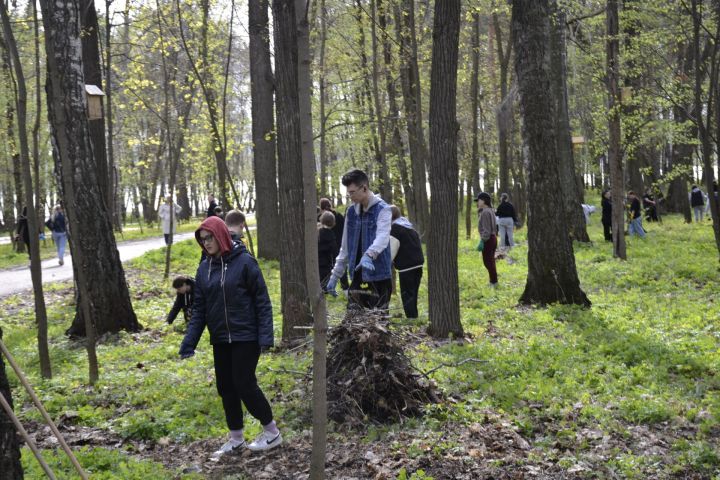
104, 0, 121, 231
513, 0, 590, 307
381, 1, 412, 217
492, 11, 513, 196
32, 0, 43, 232
297, 0, 317, 311
370, 0, 392, 203
175, 0, 230, 209
250, 0, 281, 261
80, 0, 110, 212
296, 3, 329, 473
427, 0, 463, 338
607, 0, 626, 259
40, 0, 141, 343
466, 12, 481, 240
0, 0, 52, 379
695, 0, 720, 257
1, 41, 24, 254
397, 0, 429, 239
272, 0, 312, 343
0, 328, 23, 479
318, 0, 329, 198
550, 5, 590, 243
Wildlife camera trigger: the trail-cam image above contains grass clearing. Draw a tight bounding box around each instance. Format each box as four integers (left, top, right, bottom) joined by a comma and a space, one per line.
3, 213, 719, 478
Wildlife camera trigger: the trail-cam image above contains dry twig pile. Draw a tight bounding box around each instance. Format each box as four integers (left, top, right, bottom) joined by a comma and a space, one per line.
327, 310, 440, 425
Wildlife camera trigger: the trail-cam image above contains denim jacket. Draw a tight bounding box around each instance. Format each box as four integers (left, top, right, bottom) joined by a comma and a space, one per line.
332, 193, 392, 282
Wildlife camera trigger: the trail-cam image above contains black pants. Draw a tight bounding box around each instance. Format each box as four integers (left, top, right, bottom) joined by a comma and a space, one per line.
164, 234, 173, 245
602, 222, 612, 242
213, 342, 273, 430
398, 268, 422, 318
348, 274, 392, 311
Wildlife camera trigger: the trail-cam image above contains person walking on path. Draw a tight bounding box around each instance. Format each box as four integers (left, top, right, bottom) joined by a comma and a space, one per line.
47, 205, 67, 265
389, 206, 424, 318
627, 191, 646, 238
476, 192, 498, 287
166, 275, 195, 326
601, 190, 613, 242
319, 197, 349, 290
326, 169, 393, 311
158, 195, 182, 245
495, 193, 518, 252
179, 216, 281, 456
318, 211, 339, 293
690, 185, 706, 222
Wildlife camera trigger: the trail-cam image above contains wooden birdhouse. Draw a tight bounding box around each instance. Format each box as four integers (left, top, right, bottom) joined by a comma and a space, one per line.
85, 85, 105, 120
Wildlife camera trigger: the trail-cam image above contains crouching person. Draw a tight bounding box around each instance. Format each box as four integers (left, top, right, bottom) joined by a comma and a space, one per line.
179, 216, 281, 457
166, 275, 194, 326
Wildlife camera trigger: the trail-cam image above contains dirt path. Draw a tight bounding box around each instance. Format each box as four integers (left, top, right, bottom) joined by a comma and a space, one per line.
0, 233, 195, 297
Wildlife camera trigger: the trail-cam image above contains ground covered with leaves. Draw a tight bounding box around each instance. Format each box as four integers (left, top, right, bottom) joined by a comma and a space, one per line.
3, 213, 720, 479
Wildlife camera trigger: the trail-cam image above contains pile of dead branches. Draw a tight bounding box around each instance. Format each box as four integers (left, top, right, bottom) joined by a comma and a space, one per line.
327, 309, 441, 425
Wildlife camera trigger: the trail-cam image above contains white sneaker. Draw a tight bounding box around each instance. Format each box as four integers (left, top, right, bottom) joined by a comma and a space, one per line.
211, 438, 245, 458
247, 430, 282, 452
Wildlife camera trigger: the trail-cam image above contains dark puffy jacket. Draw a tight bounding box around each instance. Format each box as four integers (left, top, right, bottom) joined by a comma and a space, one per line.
180, 241, 273, 355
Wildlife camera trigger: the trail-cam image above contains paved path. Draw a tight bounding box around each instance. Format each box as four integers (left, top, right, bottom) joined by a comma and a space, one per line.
0, 233, 195, 297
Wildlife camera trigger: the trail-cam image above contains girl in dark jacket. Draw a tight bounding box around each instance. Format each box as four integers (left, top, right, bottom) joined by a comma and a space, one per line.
179, 216, 281, 457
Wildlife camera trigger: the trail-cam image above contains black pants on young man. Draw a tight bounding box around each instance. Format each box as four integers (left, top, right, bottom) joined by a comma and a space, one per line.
398, 268, 422, 318
348, 275, 392, 311
212, 342, 273, 430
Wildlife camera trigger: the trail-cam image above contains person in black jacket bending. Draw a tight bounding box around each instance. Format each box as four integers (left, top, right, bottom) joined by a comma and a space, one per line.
166, 275, 194, 325
318, 211, 339, 293
389, 206, 424, 318
179, 216, 281, 456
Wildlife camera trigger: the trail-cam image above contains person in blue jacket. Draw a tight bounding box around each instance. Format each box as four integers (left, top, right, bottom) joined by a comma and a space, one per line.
179, 216, 281, 457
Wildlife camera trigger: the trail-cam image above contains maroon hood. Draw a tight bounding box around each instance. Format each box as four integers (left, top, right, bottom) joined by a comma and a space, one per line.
195, 216, 233, 257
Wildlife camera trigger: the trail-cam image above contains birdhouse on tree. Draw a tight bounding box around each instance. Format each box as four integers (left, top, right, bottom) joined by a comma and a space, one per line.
85, 85, 105, 120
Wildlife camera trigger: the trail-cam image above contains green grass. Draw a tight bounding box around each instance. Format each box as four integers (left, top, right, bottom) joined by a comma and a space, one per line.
3, 213, 720, 478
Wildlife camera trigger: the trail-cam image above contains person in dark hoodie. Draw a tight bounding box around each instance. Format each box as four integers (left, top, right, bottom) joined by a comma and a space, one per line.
318, 211, 339, 294
389, 206, 424, 318
166, 275, 194, 325
179, 216, 281, 457
318, 198, 349, 290
601, 189, 612, 242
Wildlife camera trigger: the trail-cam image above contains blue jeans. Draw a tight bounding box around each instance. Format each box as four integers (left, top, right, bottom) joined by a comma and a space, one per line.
628, 217, 645, 238
52, 231, 67, 260
693, 206, 704, 222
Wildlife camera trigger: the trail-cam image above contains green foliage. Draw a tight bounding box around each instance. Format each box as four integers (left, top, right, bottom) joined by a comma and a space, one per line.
20, 447, 202, 479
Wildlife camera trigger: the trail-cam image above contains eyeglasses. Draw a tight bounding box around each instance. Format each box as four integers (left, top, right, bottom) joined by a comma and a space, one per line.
199, 234, 215, 245
346, 187, 365, 197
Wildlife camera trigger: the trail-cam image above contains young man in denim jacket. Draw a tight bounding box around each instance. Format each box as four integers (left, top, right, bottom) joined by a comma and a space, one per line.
325, 169, 392, 310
